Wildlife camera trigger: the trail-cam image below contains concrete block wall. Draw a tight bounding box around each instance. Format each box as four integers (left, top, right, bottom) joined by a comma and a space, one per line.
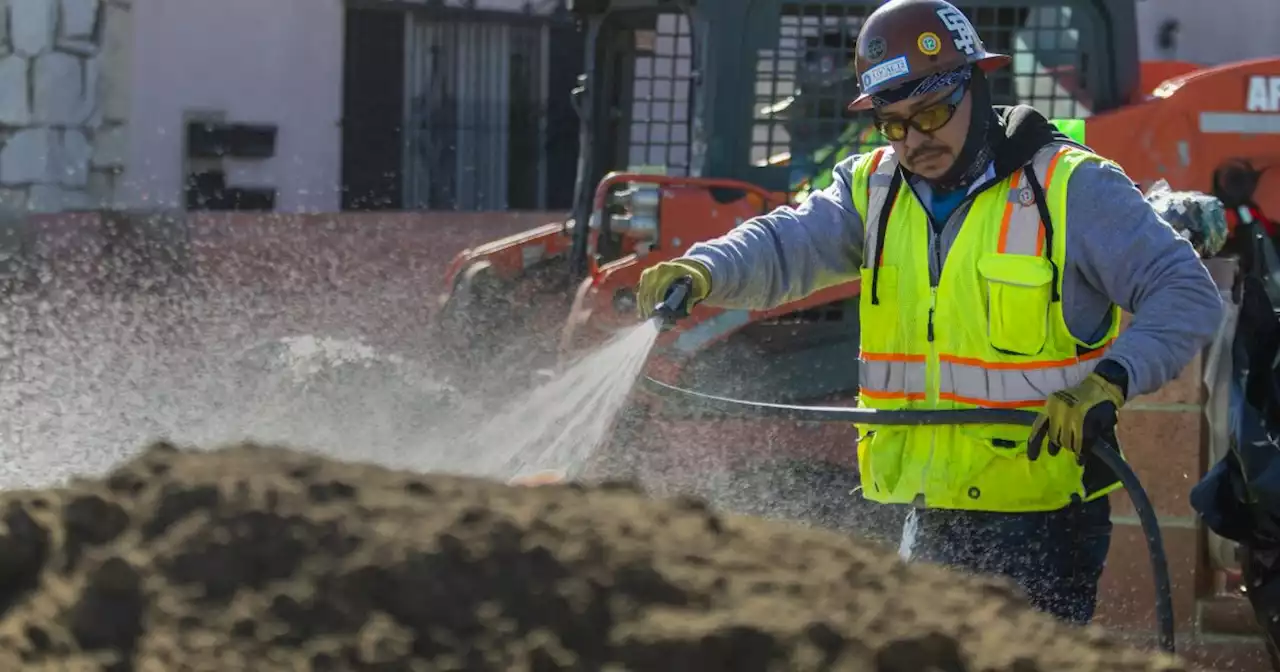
0, 0, 130, 213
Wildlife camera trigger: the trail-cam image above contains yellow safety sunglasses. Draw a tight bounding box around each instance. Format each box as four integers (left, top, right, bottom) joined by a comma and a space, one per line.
872, 85, 967, 142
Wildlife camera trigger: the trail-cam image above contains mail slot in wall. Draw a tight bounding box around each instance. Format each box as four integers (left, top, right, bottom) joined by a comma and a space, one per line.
186, 122, 278, 159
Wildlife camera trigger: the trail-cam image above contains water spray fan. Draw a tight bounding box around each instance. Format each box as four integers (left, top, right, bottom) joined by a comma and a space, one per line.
638, 376, 1177, 655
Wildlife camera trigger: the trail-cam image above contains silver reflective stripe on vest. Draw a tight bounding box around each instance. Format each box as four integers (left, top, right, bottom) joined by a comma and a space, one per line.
859, 357, 927, 399
859, 352, 1104, 404
938, 355, 1101, 406
862, 151, 900, 269
999, 145, 1067, 255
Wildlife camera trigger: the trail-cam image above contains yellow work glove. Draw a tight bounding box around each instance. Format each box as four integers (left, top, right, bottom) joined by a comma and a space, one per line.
636, 259, 712, 320
1027, 372, 1126, 463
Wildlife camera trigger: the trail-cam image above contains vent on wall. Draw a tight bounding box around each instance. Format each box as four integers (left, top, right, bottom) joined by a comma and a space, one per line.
182, 112, 279, 211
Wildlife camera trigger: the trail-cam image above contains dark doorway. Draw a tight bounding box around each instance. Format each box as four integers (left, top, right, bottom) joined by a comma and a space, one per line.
545, 20, 583, 210
507, 49, 539, 209
341, 7, 405, 210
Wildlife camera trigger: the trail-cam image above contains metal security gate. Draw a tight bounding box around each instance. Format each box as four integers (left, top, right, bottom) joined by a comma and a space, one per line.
402, 11, 575, 211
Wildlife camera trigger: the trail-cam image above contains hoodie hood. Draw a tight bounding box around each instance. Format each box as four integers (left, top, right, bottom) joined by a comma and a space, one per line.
989, 104, 1089, 180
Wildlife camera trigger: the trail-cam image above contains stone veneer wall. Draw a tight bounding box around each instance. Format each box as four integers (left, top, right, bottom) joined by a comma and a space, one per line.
0, 0, 130, 213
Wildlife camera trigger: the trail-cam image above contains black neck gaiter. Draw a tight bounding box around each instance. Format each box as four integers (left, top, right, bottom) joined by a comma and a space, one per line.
929, 68, 1001, 192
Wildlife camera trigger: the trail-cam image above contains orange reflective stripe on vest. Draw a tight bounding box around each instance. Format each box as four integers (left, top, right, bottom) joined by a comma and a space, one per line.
859, 343, 1111, 407
937, 346, 1111, 407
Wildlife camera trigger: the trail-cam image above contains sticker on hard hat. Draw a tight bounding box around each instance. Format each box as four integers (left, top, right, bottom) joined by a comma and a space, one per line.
864, 36, 887, 63
936, 6, 979, 56
917, 32, 942, 56
861, 56, 910, 91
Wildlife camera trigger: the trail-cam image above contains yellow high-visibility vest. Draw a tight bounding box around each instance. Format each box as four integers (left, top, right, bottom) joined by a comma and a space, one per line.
849, 144, 1124, 512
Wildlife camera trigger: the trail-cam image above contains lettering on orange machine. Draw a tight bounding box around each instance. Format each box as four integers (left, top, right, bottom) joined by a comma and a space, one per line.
1246, 75, 1280, 112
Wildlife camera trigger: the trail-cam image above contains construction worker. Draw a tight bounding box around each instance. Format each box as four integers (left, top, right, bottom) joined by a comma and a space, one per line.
635, 0, 1223, 624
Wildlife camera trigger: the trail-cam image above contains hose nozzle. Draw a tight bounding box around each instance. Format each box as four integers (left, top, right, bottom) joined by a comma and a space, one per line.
651, 277, 693, 331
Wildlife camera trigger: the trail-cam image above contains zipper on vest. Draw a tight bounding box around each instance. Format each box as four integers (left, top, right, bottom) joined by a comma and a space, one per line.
927, 299, 935, 341
920, 202, 947, 504
922, 284, 940, 504
924, 214, 941, 341
920, 186, 989, 505
925, 216, 943, 342
926, 288, 938, 409
925, 284, 940, 407
910, 173, 1009, 507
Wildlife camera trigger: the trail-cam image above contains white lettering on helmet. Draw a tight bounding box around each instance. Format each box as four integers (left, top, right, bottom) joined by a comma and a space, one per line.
861, 56, 911, 90
1246, 75, 1280, 112
936, 6, 979, 56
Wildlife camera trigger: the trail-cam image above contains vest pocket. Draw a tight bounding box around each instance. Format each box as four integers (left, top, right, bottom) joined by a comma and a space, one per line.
954, 425, 1083, 511
857, 426, 908, 500
977, 254, 1054, 356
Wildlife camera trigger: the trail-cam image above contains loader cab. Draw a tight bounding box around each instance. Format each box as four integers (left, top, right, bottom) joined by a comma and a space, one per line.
565, 2, 701, 274
566, 0, 1139, 401
759, 27, 881, 193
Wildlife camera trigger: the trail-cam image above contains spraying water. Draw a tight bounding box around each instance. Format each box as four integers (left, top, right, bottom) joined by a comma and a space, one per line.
0, 240, 903, 547
0, 223, 686, 500
442, 319, 661, 480
428, 278, 689, 481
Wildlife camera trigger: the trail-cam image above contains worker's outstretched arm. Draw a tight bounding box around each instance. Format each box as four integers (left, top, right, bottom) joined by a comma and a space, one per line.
681, 158, 866, 311
1068, 160, 1225, 398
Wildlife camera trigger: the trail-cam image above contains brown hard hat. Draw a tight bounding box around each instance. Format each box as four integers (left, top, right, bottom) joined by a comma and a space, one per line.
849, 0, 1011, 111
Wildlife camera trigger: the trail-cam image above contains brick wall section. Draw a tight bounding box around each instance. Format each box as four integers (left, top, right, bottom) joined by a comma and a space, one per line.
1093, 311, 1207, 636
0, 0, 132, 211
1094, 260, 1271, 670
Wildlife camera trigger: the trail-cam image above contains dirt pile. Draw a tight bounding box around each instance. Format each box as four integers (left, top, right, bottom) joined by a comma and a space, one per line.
0, 442, 1182, 671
